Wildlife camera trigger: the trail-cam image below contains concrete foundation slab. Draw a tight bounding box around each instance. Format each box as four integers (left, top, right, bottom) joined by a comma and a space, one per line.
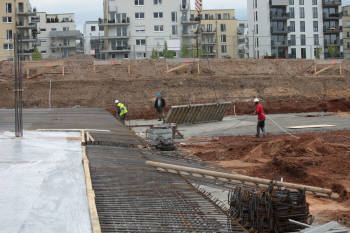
0, 131, 92, 233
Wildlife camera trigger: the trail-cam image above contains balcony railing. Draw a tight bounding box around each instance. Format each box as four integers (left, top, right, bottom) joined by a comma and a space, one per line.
99, 17, 130, 26
323, 26, 342, 33
270, 27, 288, 34
16, 9, 36, 16
110, 46, 131, 51
271, 40, 287, 47
324, 39, 341, 46
323, 13, 342, 19
201, 29, 217, 34
322, 0, 341, 7
270, 13, 290, 20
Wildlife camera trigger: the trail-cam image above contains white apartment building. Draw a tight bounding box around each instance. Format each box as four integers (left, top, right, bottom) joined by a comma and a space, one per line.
83, 21, 105, 56
100, 0, 196, 59
248, 0, 343, 59
237, 20, 249, 58
36, 12, 82, 59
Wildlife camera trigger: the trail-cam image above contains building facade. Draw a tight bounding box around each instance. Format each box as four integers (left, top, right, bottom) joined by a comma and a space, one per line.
343, 5, 350, 58
36, 12, 82, 59
189, 9, 238, 59
100, 0, 196, 59
248, 0, 343, 59
83, 21, 105, 56
0, 0, 38, 61
237, 20, 249, 58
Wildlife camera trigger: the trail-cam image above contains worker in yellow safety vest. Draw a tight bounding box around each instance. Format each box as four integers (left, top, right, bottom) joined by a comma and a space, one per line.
115, 100, 128, 124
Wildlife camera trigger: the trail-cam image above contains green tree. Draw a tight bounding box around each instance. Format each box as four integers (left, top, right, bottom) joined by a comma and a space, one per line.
328, 45, 339, 58
181, 44, 191, 58
314, 47, 323, 59
151, 48, 159, 59
31, 47, 42, 60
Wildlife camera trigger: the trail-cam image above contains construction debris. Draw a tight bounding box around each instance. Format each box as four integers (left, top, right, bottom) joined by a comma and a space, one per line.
229, 183, 310, 233
146, 125, 175, 151
298, 221, 349, 233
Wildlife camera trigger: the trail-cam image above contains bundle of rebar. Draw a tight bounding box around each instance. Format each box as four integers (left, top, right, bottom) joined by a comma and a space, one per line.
229, 182, 310, 233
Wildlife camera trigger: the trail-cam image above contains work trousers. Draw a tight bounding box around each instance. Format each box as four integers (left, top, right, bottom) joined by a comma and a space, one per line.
256, 119, 266, 137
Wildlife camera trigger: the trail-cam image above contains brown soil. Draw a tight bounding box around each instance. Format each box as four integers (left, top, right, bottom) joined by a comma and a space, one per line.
1, 56, 350, 119
179, 131, 350, 225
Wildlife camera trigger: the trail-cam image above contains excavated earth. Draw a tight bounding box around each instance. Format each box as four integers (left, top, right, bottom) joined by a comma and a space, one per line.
179, 130, 350, 226
0, 56, 350, 119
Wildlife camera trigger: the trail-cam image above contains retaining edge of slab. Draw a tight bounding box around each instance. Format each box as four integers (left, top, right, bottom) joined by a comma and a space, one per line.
81, 130, 102, 233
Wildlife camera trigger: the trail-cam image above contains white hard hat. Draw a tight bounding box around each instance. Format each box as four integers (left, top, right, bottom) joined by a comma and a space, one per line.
253, 98, 260, 103
115, 100, 119, 104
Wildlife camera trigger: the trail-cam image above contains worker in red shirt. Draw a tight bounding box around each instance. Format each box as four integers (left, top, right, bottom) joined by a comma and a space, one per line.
253, 98, 266, 138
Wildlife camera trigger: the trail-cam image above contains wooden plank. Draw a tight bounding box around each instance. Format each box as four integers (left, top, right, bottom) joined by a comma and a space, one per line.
314, 64, 335, 76
166, 63, 191, 73
80, 131, 102, 233
24, 61, 64, 68
93, 60, 122, 66
288, 124, 336, 129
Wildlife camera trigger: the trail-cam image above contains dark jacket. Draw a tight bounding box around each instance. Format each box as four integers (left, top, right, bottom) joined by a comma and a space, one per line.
154, 97, 166, 110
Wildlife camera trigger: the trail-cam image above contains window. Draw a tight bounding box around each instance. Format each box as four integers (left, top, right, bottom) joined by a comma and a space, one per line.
299, 0, 304, 4
312, 0, 317, 5
223, 13, 230, 19
313, 7, 318, 18
135, 12, 145, 19
221, 45, 227, 53
215, 14, 221, 20
154, 25, 164, 32
63, 27, 69, 31
51, 28, 57, 31
99, 26, 104, 31
6, 3, 12, 13
289, 21, 295, 32
313, 21, 318, 32
348, 42, 350, 48
135, 0, 144, 6
153, 0, 162, 4
300, 7, 304, 18
290, 35, 296, 45
255, 24, 258, 34
136, 25, 145, 32
301, 34, 306, 45
301, 48, 306, 59
136, 39, 146, 45
291, 48, 296, 58
207, 24, 212, 32
3, 43, 13, 50
40, 28, 46, 31
314, 34, 319, 45
347, 31, 350, 38
6, 30, 12, 40
153, 12, 163, 19
289, 0, 294, 4
255, 11, 258, 21
41, 51, 47, 54
172, 25, 178, 35
91, 26, 96, 31
300, 21, 305, 32
220, 24, 226, 32
2, 16, 12, 23
18, 2, 23, 12
171, 12, 177, 22
221, 34, 227, 43
290, 7, 295, 18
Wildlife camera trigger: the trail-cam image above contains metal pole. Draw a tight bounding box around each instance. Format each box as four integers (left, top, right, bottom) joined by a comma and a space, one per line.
49, 80, 52, 108
18, 35, 23, 136
14, 34, 19, 136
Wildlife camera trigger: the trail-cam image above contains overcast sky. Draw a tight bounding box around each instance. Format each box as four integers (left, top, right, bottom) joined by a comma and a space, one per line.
30, 0, 350, 31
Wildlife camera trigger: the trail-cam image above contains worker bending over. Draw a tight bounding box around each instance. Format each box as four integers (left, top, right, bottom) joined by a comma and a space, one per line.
154, 93, 166, 122
115, 100, 128, 124
253, 98, 266, 138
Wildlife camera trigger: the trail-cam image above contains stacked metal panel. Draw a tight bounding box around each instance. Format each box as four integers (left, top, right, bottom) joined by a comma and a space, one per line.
165, 102, 231, 124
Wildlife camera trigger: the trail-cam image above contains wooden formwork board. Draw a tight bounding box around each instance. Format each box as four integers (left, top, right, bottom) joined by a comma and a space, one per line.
165, 102, 231, 124
24, 60, 65, 79
314, 59, 343, 76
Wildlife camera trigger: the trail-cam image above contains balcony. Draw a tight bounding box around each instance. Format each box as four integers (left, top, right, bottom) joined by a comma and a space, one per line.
101, 46, 131, 53
49, 30, 82, 39
21, 36, 37, 42
181, 17, 199, 24
238, 28, 245, 35
203, 51, 216, 56
201, 29, 217, 34
270, 0, 289, 6
270, 27, 288, 34
271, 40, 288, 47
322, 0, 341, 7
20, 49, 34, 55
16, 22, 36, 30
323, 26, 342, 33
324, 39, 341, 47
202, 41, 217, 45
182, 31, 196, 37
16, 9, 36, 16
323, 13, 342, 20
50, 43, 76, 49
91, 34, 130, 40
98, 18, 130, 26
270, 13, 290, 21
